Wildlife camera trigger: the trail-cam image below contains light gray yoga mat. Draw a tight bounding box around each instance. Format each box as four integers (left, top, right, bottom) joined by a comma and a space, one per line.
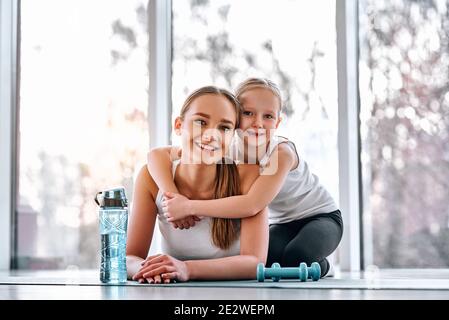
1, 272, 449, 290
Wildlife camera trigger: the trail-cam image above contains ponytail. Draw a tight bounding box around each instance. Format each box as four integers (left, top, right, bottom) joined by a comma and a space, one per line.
211, 160, 241, 249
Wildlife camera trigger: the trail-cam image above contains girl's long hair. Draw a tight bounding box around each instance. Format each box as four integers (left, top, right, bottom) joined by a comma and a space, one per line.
179, 86, 241, 249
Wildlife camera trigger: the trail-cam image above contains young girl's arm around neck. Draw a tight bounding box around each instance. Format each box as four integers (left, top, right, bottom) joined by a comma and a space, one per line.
163, 143, 297, 220
147, 146, 180, 193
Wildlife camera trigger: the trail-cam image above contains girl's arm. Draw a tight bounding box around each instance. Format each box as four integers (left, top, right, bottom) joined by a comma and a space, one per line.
126, 165, 159, 279
186, 207, 269, 280
148, 146, 199, 229
147, 146, 181, 194
163, 143, 297, 220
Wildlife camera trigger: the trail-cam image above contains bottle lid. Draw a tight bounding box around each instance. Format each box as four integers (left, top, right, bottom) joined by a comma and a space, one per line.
95, 187, 128, 208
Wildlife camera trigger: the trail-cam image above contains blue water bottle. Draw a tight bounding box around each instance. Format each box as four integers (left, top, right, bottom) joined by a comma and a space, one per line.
95, 187, 128, 284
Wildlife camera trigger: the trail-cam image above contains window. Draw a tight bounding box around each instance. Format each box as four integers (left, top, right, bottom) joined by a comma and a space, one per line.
172, 0, 339, 224
17, 0, 149, 269
359, 0, 449, 268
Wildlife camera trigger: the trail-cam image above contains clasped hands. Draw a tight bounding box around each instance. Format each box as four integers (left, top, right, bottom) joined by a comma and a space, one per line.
132, 254, 189, 284
162, 192, 201, 229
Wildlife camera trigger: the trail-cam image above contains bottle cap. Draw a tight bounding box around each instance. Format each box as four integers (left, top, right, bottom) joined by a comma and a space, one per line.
95, 187, 128, 208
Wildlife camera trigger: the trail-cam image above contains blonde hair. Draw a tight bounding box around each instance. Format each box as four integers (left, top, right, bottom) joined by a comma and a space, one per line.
235, 78, 282, 114
179, 86, 241, 250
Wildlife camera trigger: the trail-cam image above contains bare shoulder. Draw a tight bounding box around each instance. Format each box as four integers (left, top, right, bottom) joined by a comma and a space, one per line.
150, 145, 181, 160
237, 164, 260, 195
269, 142, 299, 170
135, 164, 159, 200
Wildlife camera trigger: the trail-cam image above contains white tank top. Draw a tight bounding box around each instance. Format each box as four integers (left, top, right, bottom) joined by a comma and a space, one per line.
259, 136, 339, 224
154, 160, 240, 260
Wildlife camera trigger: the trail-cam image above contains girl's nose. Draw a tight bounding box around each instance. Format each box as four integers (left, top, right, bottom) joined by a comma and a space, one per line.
253, 116, 263, 128
202, 129, 217, 142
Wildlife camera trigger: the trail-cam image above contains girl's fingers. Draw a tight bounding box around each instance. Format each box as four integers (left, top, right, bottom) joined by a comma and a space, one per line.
140, 261, 166, 274
161, 272, 178, 281
143, 266, 176, 279
140, 254, 162, 266
153, 274, 162, 284
146, 277, 154, 284
142, 254, 166, 266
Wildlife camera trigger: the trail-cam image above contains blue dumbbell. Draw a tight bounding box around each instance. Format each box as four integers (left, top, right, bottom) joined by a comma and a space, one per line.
257, 262, 321, 282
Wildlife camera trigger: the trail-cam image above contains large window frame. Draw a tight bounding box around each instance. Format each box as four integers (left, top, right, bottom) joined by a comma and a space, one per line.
1, 0, 362, 271
0, 0, 19, 270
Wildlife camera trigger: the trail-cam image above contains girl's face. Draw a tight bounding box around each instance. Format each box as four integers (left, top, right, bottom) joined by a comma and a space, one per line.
175, 94, 237, 164
238, 87, 282, 147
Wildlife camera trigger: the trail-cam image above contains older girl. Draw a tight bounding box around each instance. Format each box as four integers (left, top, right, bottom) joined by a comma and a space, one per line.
127, 86, 268, 283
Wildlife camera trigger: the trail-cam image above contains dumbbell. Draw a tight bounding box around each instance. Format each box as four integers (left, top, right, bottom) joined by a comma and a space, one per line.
256, 262, 321, 282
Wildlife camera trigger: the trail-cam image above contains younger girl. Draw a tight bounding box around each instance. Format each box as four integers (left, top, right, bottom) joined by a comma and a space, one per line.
127, 86, 268, 283
148, 78, 342, 277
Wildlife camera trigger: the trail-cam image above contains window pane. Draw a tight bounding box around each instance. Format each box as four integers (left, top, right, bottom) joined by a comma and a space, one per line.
359, 0, 449, 268
18, 0, 149, 269
172, 0, 339, 261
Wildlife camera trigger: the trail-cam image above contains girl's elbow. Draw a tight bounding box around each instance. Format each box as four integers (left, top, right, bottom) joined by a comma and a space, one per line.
249, 205, 265, 217
248, 253, 266, 266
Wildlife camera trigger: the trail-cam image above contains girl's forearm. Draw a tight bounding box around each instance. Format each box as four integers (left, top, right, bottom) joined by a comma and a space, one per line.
185, 255, 262, 280
190, 195, 261, 218
147, 149, 179, 193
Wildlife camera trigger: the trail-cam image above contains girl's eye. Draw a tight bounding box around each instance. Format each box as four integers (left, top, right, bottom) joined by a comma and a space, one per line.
242, 111, 253, 116
220, 126, 232, 132
265, 114, 274, 120
194, 119, 206, 126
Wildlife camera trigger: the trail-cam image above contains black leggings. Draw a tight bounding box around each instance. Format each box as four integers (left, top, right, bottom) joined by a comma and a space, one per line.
267, 210, 343, 277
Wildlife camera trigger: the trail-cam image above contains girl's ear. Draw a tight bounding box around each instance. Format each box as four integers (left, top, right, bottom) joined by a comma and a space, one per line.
174, 117, 183, 136
275, 116, 282, 129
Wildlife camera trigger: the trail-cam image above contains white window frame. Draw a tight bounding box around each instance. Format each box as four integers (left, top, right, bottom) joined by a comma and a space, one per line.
148, 0, 172, 148
0, 0, 19, 270
147, 0, 172, 255
336, 0, 362, 272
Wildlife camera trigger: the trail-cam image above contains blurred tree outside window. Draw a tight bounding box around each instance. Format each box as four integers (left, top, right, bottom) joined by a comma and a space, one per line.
18, 0, 149, 269
359, 0, 449, 268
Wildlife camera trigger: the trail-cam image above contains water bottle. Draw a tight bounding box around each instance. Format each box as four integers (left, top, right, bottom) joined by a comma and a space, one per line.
95, 187, 128, 284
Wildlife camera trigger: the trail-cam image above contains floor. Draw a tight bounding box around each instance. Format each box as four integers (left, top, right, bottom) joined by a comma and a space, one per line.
1, 269, 449, 300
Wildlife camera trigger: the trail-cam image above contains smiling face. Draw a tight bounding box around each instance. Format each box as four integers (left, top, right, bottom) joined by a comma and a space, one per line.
175, 93, 238, 165
237, 87, 282, 148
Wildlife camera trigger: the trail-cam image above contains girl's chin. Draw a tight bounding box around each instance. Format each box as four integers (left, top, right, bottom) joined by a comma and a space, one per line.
191, 152, 223, 164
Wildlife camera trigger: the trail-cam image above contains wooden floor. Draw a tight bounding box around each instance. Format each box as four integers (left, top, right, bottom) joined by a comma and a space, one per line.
1, 269, 449, 300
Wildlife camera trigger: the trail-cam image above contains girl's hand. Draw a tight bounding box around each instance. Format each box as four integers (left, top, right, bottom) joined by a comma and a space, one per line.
162, 192, 194, 221
169, 215, 201, 230
135, 254, 190, 283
